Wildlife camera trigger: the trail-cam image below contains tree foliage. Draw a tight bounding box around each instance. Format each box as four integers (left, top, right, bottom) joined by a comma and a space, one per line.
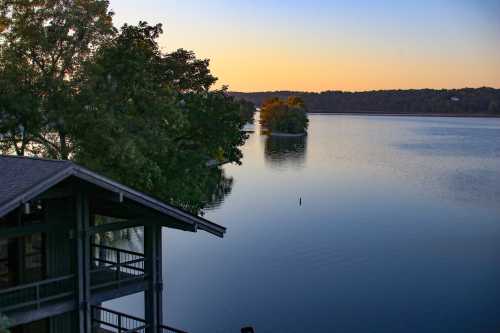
237, 99, 256, 124
0, 3, 248, 213
162, 48, 217, 93
0, 0, 115, 159
72, 21, 247, 212
260, 96, 309, 134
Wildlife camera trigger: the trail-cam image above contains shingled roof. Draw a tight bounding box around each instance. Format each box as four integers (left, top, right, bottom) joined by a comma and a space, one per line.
0, 155, 226, 237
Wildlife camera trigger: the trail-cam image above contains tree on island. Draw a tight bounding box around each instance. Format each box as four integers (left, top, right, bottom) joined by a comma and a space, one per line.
260, 96, 309, 134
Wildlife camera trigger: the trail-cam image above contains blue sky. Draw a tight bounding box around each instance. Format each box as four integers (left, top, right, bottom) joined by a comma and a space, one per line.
109, 0, 500, 91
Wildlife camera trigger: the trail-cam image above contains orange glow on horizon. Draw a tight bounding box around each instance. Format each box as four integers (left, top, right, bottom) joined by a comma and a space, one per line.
111, 0, 500, 92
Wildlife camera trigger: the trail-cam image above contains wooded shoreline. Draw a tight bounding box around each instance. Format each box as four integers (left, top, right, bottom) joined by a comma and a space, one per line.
231, 88, 500, 118
307, 111, 500, 118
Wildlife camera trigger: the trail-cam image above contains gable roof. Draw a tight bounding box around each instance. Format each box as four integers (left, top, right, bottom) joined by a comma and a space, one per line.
0, 155, 226, 237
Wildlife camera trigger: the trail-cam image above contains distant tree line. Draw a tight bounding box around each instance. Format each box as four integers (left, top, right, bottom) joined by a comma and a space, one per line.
260, 96, 309, 134
0, 0, 250, 213
231, 88, 500, 115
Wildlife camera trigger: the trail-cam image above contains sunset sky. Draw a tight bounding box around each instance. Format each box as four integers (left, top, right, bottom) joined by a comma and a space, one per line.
109, 0, 500, 92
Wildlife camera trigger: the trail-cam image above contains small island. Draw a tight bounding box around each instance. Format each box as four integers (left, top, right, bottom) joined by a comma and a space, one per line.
260, 96, 309, 136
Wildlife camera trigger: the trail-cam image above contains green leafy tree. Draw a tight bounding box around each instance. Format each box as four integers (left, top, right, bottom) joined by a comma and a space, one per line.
0, 0, 115, 159
237, 99, 256, 124
74, 22, 186, 196
180, 89, 247, 164
0, 48, 42, 155
162, 48, 217, 93
0, 2, 246, 213
73, 22, 245, 212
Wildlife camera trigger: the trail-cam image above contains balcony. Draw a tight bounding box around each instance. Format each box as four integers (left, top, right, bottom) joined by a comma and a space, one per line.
92, 305, 187, 333
0, 244, 146, 322
0, 275, 76, 315
90, 244, 147, 300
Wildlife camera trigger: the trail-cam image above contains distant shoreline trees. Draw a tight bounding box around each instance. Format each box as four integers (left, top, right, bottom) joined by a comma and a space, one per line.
260, 96, 309, 134
232, 88, 500, 116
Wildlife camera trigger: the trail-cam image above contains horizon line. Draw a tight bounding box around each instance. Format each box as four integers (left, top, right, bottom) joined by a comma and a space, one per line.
228, 86, 500, 94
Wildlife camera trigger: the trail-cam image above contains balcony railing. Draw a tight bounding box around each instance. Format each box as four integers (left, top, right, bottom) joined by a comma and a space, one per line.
161, 325, 189, 333
91, 244, 147, 291
0, 274, 75, 314
92, 305, 188, 333
0, 245, 146, 316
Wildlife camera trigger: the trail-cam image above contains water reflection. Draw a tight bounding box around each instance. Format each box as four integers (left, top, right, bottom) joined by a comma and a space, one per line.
397, 126, 500, 158
165, 166, 234, 215
96, 167, 234, 251
264, 135, 308, 168
111, 115, 500, 333
203, 168, 234, 211
445, 168, 500, 206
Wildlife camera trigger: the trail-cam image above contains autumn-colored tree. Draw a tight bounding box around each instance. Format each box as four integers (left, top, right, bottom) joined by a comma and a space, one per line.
260, 96, 308, 134
287, 96, 305, 108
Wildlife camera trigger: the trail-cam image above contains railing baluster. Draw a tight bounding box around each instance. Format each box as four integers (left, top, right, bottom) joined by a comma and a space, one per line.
0, 274, 75, 313
117, 247, 121, 288
90, 244, 146, 290
36, 284, 40, 309
90, 305, 189, 333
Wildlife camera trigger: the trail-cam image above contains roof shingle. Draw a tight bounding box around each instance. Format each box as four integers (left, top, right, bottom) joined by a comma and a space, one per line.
0, 155, 225, 237
0, 156, 72, 209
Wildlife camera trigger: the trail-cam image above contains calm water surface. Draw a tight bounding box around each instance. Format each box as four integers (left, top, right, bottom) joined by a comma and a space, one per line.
110, 115, 500, 333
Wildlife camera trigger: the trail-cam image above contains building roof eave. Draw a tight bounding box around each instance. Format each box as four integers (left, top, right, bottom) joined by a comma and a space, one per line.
0, 156, 226, 238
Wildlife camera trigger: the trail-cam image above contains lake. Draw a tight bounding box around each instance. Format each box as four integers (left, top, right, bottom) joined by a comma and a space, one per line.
109, 115, 500, 333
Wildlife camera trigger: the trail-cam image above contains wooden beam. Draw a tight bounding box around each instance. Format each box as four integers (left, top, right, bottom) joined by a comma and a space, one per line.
156, 225, 164, 329
36, 186, 74, 201
90, 281, 148, 305
23, 203, 30, 215
144, 225, 163, 333
88, 216, 195, 235
6, 300, 76, 328
76, 193, 91, 333
0, 223, 53, 239
90, 189, 125, 204
89, 220, 143, 235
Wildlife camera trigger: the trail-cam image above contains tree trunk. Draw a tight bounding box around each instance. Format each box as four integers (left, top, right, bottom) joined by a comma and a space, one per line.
59, 131, 69, 160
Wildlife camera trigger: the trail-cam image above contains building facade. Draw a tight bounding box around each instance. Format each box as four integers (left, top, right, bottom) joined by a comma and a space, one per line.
0, 156, 226, 333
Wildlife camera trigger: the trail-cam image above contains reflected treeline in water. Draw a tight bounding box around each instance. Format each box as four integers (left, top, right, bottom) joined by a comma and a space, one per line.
201, 168, 234, 212
94, 167, 233, 251
160, 166, 234, 215
264, 135, 308, 168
